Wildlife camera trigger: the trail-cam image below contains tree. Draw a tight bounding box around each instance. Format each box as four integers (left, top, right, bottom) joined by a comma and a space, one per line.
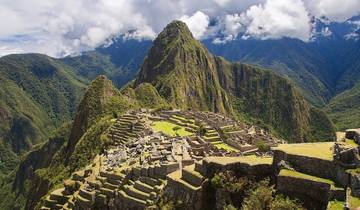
197, 124, 207, 136
241, 180, 273, 210
172, 126, 181, 135
256, 140, 270, 152
271, 195, 303, 210
112, 111, 118, 119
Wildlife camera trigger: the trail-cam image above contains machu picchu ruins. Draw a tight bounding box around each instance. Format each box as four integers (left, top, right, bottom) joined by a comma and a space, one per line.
3, 6, 360, 210
39, 109, 360, 210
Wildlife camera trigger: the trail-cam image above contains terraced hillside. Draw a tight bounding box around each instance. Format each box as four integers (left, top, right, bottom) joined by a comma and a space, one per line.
40, 110, 360, 210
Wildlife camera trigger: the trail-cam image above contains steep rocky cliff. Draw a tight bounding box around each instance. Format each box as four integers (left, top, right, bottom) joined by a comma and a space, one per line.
135, 21, 231, 114
135, 21, 335, 142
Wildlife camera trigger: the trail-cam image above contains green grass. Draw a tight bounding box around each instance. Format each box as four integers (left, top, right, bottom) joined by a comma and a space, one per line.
347, 168, 360, 176
345, 139, 358, 147
349, 195, 360, 210
205, 155, 273, 165
213, 142, 239, 152
328, 200, 344, 210
325, 82, 360, 131
273, 142, 335, 160
279, 169, 335, 185
151, 121, 193, 137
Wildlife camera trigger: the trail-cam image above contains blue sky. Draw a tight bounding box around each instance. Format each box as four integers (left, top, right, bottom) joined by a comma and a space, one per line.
0, 0, 359, 57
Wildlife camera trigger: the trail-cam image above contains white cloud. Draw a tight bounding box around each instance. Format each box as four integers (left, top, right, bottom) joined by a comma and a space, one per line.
0, 0, 359, 57
244, 0, 311, 41
0, 46, 24, 57
304, 0, 360, 21
215, 0, 311, 42
180, 11, 210, 39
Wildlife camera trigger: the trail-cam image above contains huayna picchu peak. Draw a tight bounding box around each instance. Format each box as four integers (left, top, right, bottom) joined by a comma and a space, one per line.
0, 9, 360, 210
135, 20, 335, 143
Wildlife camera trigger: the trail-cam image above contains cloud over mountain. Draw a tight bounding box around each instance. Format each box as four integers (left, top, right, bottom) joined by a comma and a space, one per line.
0, 0, 359, 57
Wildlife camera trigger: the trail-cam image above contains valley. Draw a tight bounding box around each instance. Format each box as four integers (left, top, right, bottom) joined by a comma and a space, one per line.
0, 18, 358, 210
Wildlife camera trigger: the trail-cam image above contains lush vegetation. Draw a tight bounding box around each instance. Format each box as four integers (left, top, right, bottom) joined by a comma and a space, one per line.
62, 37, 152, 88
241, 180, 303, 210
256, 140, 270, 152
134, 21, 335, 143
151, 121, 193, 137
0, 54, 86, 176
0, 75, 177, 209
325, 82, 360, 130
0, 19, 355, 210
211, 172, 303, 210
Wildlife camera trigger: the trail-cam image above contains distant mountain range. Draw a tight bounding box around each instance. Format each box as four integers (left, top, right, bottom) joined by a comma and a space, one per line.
67, 15, 360, 130
0, 20, 336, 209
1, 14, 360, 176
1, 15, 359, 178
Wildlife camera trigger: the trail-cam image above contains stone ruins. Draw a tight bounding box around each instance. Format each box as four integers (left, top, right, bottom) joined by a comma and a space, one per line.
40, 110, 360, 210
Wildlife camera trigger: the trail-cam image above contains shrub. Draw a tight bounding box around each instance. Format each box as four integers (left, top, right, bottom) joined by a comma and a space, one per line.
241, 180, 273, 210
211, 171, 250, 193
256, 140, 270, 152
224, 204, 237, 210
241, 179, 303, 210
271, 195, 303, 210
112, 111, 118, 119
197, 125, 207, 136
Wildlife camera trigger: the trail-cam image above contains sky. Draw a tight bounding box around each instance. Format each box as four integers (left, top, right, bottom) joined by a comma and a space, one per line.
0, 0, 359, 57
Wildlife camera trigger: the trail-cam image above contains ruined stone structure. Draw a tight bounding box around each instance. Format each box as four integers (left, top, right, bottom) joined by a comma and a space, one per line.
40, 111, 360, 210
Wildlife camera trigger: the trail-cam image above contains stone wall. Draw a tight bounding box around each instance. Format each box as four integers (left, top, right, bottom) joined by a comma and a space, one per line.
345, 129, 360, 143
163, 178, 209, 210
350, 173, 360, 197
273, 150, 349, 186
277, 175, 331, 210
202, 159, 273, 178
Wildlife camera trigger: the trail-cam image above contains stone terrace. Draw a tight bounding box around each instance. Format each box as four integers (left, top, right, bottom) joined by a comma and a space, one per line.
40, 110, 360, 210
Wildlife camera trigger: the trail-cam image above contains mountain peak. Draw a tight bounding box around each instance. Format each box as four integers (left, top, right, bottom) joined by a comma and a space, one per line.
65, 75, 118, 157
135, 20, 206, 86
157, 20, 193, 41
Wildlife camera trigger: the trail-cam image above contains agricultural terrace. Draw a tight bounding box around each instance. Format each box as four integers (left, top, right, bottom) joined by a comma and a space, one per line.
349, 194, 360, 209
279, 169, 335, 186
205, 155, 273, 166
327, 200, 344, 210
151, 121, 193, 137
273, 142, 335, 160
213, 142, 239, 152
345, 139, 358, 147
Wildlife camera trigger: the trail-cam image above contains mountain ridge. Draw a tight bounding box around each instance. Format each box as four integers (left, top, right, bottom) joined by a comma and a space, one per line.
135, 20, 335, 142
0, 54, 86, 177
